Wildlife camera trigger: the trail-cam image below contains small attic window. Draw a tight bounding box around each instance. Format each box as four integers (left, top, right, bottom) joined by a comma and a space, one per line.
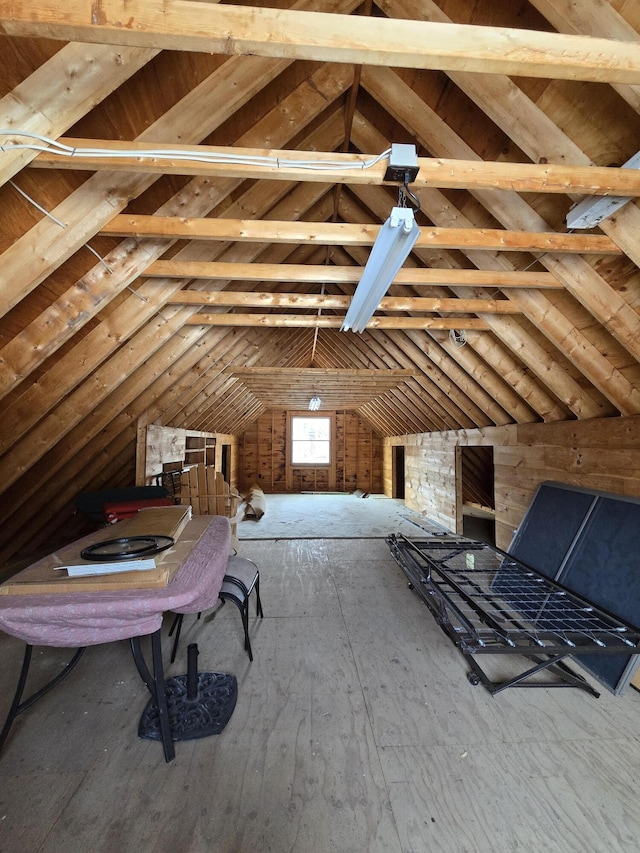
291, 416, 331, 466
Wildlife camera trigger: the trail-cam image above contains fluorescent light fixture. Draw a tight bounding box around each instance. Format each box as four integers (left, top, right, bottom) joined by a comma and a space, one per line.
566, 150, 640, 229
308, 395, 321, 411
341, 207, 420, 333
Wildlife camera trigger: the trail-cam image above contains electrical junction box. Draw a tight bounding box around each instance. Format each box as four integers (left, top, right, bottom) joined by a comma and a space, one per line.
384, 143, 419, 183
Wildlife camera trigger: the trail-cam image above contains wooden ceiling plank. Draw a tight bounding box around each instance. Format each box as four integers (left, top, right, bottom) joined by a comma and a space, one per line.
380, 0, 590, 167
364, 330, 490, 430
366, 394, 428, 435
310, 247, 516, 428
380, 329, 510, 427
377, 171, 613, 419
0, 178, 333, 455
386, 384, 444, 432
521, 0, 640, 275
358, 73, 640, 414
379, 1, 640, 374
360, 339, 474, 431
30, 137, 640, 197
0, 320, 215, 524
0, 315, 211, 494
0, 43, 159, 187
162, 325, 274, 426
5, 1, 640, 83
354, 405, 387, 436
0, 426, 139, 564
103, 214, 619, 255
149, 328, 262, 428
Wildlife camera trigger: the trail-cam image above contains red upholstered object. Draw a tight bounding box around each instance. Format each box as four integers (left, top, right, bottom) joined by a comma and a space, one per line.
103, 498, 174, 523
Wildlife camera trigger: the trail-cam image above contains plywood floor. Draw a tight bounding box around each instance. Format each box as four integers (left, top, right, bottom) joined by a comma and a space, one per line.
1, 534, 640, 852
237, 493, 443, 539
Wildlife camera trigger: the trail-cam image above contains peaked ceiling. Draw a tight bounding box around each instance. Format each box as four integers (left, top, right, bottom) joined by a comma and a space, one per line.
1, 0, 640, 563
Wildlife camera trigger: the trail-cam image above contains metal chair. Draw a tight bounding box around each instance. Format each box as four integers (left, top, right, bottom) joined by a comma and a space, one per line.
168, 556, 263, 663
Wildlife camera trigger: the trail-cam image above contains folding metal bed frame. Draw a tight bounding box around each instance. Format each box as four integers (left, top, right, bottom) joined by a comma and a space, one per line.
386, 532, 640, 697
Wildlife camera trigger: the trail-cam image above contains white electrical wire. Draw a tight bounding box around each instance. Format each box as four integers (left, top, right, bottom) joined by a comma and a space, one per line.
9, 179, 66, 228
9, 178, 117, 275
0, 130, 391, 172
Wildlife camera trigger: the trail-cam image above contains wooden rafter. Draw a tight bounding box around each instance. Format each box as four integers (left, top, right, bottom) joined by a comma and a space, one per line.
360, 67, 640, 406
4, 1, 640, 82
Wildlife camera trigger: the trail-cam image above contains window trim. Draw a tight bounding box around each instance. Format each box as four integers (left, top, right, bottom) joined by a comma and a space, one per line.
289, 413, 333, 468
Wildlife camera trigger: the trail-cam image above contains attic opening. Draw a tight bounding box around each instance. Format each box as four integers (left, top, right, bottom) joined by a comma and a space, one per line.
460, 446, 495, 546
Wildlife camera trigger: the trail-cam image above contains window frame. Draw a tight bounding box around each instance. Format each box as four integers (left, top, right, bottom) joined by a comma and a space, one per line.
289, 413, 333, 468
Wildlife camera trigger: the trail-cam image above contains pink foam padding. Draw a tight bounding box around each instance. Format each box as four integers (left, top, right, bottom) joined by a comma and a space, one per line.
0, 516, 231, 647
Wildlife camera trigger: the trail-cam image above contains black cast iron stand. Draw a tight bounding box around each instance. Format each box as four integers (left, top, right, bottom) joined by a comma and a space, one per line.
136, 642, 237, 748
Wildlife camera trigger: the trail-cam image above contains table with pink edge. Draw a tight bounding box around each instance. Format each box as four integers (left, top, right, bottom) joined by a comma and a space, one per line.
0, 513, 232, 762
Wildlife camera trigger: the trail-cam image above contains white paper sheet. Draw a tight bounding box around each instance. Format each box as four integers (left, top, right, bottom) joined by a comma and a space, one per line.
55, 559, 157, 577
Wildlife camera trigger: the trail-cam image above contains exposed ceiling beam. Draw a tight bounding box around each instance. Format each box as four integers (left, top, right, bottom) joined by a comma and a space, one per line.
104, 215, 619, 254
147, 261, 559, 288
167, 291, 520, 313
4, 1, 640, 83
30, 138, 640, 197
185, 314, 489, 329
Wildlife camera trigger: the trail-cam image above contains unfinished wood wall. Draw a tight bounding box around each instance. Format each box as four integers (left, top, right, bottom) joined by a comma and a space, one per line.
384, 415, 640, 551
239, 409, 382, 494
136, 424, 238, 491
